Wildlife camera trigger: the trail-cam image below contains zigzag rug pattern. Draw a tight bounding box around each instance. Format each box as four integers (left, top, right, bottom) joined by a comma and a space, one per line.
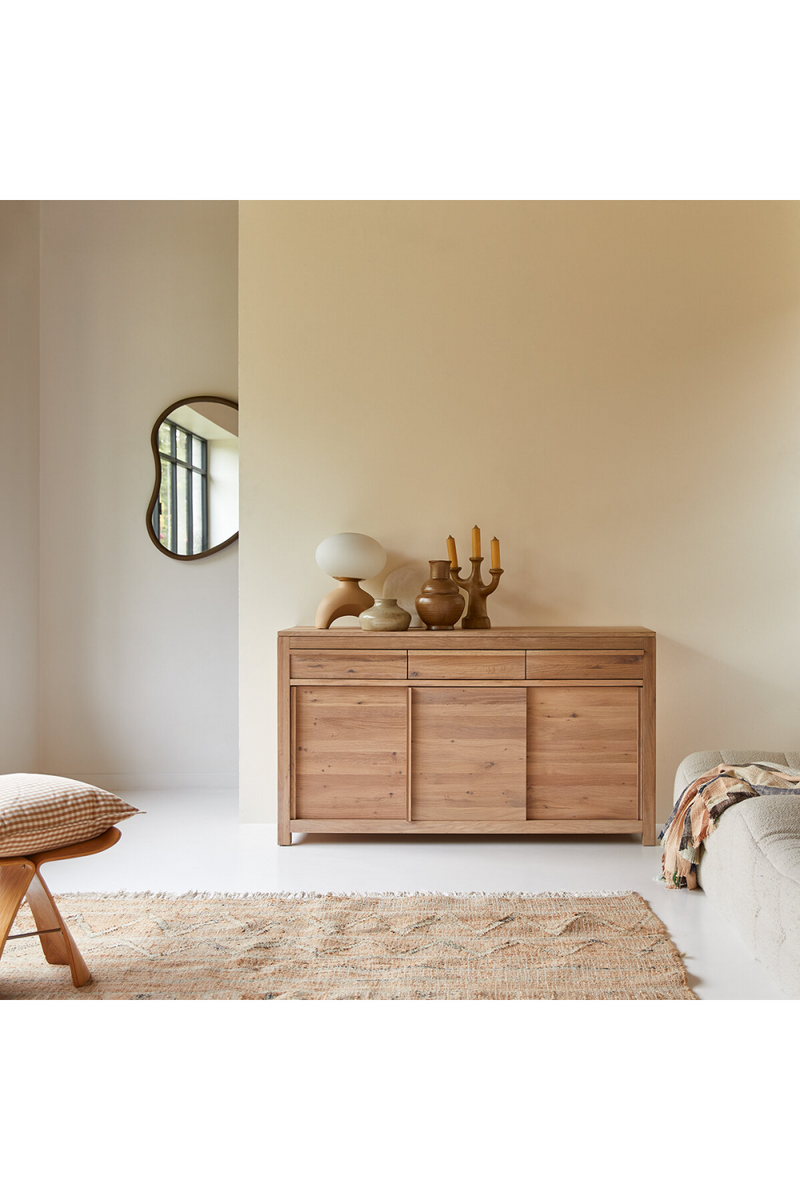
1, 891, 696, 1000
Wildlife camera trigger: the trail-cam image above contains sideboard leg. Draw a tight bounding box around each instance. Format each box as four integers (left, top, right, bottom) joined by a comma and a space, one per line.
277, 641, 293, 847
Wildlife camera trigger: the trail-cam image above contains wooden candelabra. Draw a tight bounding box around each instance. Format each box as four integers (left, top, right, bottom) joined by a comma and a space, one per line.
450, 557, 503, 629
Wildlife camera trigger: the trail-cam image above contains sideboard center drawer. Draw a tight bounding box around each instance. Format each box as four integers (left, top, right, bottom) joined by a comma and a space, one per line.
526, 650, 644, 679
290, 650, 407, 679
408, 650, 525, 679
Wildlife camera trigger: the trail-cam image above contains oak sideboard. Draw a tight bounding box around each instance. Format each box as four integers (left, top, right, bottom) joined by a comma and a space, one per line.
277, 626, 656, 846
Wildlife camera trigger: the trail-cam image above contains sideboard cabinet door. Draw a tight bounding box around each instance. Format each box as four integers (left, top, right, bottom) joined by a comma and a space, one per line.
411, 687, 526, 821
527, 686, 640, 820
294, 687, 408, 820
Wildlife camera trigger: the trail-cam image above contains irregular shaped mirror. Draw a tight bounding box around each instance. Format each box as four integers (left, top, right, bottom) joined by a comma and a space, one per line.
146, 396, 238, 559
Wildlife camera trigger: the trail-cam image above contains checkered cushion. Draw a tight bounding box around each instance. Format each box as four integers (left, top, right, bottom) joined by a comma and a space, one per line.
0, 774, 141, 856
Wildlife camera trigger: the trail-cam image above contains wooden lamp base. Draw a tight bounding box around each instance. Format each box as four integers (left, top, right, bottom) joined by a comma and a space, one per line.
315, 577, 374, 629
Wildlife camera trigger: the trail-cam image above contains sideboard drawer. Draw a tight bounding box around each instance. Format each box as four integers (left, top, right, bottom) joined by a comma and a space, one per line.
526, 650, 644, 679
289, 650, 407, 679
408, 650, 525, 679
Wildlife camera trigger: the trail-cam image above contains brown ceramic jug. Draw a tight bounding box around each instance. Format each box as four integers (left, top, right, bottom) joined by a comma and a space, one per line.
415, 560, 465, 630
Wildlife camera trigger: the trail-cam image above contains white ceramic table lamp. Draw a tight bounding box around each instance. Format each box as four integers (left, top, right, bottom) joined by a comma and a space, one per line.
314, 533, 387, 629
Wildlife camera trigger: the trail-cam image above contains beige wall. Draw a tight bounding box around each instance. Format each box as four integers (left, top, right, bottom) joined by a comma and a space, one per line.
240, 201, 800, 825
0, 202, 40, 771
38, 201, 239, 789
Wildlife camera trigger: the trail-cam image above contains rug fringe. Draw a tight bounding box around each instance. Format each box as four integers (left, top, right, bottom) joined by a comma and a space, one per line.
50, 889, 640, 901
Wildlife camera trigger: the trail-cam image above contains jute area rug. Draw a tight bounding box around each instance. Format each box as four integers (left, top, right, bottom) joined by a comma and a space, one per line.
1, 890, 696, 1000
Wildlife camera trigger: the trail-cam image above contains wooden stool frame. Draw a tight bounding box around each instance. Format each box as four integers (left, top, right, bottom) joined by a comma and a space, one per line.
0, 827, 121, 988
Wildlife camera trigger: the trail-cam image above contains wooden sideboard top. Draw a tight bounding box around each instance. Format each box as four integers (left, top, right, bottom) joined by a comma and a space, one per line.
279, 626, 656, 637
280, 626, 656, 651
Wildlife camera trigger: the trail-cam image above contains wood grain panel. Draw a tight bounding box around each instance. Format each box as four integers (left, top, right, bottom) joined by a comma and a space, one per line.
294, 687, 408, 819
408, 650, 524, 679
277, 637, 292, 844
526, 650, 643, 679
289, 636, 651, 651
641, 639, 657, 844
283, 677, 643, 688
290, 650, 407, 679
291, 819, 643, 834
527, 687, 639, 819
284, 629, 655, 652
411, 688, 526, 821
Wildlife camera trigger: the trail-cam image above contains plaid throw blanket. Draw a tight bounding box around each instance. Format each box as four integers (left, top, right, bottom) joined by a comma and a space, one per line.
659, 762, 800, 889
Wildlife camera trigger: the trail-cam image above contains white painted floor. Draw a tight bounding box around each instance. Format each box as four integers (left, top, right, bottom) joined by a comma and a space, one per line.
38, 788, 788, 1000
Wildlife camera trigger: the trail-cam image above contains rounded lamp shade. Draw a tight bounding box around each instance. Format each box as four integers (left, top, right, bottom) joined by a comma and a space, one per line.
315, 532, 386, 580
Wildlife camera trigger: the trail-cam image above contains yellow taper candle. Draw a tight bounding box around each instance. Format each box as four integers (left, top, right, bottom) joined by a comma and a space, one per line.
472, 525, 481, 558
447, 535, 458, 570
491, 537, 501, 569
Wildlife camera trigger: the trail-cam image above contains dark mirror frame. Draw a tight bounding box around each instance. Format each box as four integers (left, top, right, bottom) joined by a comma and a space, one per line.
146, 395, 239, 561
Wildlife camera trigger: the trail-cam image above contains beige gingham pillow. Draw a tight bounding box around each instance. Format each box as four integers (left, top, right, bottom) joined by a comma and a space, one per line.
0, 774, 141, 856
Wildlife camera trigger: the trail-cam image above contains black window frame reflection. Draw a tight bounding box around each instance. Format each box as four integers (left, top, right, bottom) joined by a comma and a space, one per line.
154, 418, 209, 556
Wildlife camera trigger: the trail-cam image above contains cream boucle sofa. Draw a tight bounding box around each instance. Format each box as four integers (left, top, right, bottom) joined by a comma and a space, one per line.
673, 751, 800, 998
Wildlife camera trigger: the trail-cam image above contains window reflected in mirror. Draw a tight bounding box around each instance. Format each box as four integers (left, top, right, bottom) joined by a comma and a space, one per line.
147, 396, 238, 560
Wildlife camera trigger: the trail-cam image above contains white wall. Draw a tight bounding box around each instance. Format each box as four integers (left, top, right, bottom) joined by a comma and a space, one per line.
239, 201, 800, 824
38, 201, 239, 789
0, 202, 40, 771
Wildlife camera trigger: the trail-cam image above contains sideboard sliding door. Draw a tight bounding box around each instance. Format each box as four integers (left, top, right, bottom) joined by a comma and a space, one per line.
527, 686, 640, 820
294, 686, 408, 820
410, 687, 527, 821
